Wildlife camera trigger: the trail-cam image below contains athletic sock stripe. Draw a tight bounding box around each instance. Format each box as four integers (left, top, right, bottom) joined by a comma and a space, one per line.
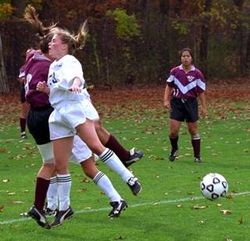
57, 176, 71, 183
93, 172, 104, 184
101, 149, 113, 160
100, 149, 113, 163
50, 177, 57, 184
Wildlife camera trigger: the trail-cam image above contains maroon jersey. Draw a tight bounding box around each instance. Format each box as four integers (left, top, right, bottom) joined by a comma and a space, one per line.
24, 51, 51, 108
166, 64, 206, 99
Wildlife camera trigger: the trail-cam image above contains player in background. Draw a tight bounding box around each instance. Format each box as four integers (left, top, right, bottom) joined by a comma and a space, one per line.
18, 49, 35, 139
163, 48, 207, 162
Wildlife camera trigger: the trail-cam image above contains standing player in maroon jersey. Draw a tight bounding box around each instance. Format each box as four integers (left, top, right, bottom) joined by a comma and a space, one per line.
164, 48, 207, 162
18, 49, 35, 139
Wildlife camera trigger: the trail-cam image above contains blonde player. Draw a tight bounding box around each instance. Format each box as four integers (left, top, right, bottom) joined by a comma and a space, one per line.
36, 24, 142, 228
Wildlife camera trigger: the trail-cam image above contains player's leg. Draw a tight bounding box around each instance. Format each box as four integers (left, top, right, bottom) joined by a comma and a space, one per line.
168, 98, 185, 161
27, 142, 55, 229
95, 120, 144, 167
50, 137, 74, 228
168, 119, 181, 161
26, 107, 53, 228
80, 156, 128, 218
76, 119, 142, 196
19, 85, 30, 139
187, 121, 201, 162
185, 98, 201, 162
45, 173, 58, 215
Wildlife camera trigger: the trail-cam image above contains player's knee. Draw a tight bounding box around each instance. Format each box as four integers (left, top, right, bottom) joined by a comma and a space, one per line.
37, 142, 54, 163
94, 120, 103, 132
169, 130, 178, 138
55, 163, 68, 174
191, 133, 200, 140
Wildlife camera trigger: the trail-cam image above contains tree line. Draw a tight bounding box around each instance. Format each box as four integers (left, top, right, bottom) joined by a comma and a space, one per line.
0, 0, 249, 93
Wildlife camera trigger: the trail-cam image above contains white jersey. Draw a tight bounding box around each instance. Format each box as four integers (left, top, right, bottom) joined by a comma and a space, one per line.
47, 54, 99, 140
47, 54, 90, 109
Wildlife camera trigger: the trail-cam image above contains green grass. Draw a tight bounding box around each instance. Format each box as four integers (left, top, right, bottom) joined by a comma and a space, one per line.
0, 104, 250, 241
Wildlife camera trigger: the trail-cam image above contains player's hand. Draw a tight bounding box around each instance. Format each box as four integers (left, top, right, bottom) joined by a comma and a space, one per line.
69, 84, 81, 93
164, 100, 171, 110
200, 107, 208, 118
36, 81, 49, 94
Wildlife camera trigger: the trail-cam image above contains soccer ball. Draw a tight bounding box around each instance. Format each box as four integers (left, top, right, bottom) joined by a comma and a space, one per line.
200, 173, 228, 200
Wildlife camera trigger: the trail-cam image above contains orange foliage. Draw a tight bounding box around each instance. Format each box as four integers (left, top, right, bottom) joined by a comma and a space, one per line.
0, 3, 14, 19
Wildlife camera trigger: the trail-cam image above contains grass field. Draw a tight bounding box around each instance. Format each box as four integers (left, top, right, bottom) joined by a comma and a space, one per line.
0, 85, 249, 241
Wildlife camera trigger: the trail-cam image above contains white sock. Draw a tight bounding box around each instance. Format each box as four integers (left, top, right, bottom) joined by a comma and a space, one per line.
57, 174, 71, 211
47, 176, 58, 210
93, 171, 121, 202
99, 148, 134, 183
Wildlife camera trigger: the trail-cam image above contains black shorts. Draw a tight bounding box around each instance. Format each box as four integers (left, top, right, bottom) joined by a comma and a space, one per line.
27, 106, 54, 145
20, 85, 26, 103
170, 97, 198, 122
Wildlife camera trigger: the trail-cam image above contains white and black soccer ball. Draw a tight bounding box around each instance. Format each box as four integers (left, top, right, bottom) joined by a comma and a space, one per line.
200, 173, 229, 200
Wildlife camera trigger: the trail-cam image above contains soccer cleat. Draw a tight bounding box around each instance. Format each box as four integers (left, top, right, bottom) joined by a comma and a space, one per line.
20, 132, 27, 139
194, 157, 202, 163
44, 207, 58, 216
169, 150, 178, 162
108, 200, 128, 218
127, 177, 142, 196
27, 205, 50, 229
50, 206, 74, 228
124, 148, 144, 167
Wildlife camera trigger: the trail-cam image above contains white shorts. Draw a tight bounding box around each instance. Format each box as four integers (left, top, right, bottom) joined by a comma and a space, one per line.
38, 136, 92, 164
71, 135, 92, 164
49, 99, 99, 140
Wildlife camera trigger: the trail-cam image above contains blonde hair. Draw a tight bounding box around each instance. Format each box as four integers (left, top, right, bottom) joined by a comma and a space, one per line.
53, 20, 88, 54
24, 5, 57, 53
24, 5, 57, 38
24, 5, 88, 54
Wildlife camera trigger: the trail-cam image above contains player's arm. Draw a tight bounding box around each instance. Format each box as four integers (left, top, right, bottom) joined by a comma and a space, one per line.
198, 92, 207, 117
164, 85, 172, 110
69, 77, 83, 93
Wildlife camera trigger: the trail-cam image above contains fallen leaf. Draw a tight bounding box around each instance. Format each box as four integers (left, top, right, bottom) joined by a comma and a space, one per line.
0, 147, 7, 153
176, 204, 182, 208
0, 205, 4, 212
84, 207, 92, 210
78, 188, 87, 192
2, 179, 9, 183
81, 177, 90, 183
198, 220, 205, 224
20, 212, 28, 217
192, 205, 208, 209
238, 217, 244, 224
12, 200, 24, 204
8, 192, 15, 196
220, 209, 232, 215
